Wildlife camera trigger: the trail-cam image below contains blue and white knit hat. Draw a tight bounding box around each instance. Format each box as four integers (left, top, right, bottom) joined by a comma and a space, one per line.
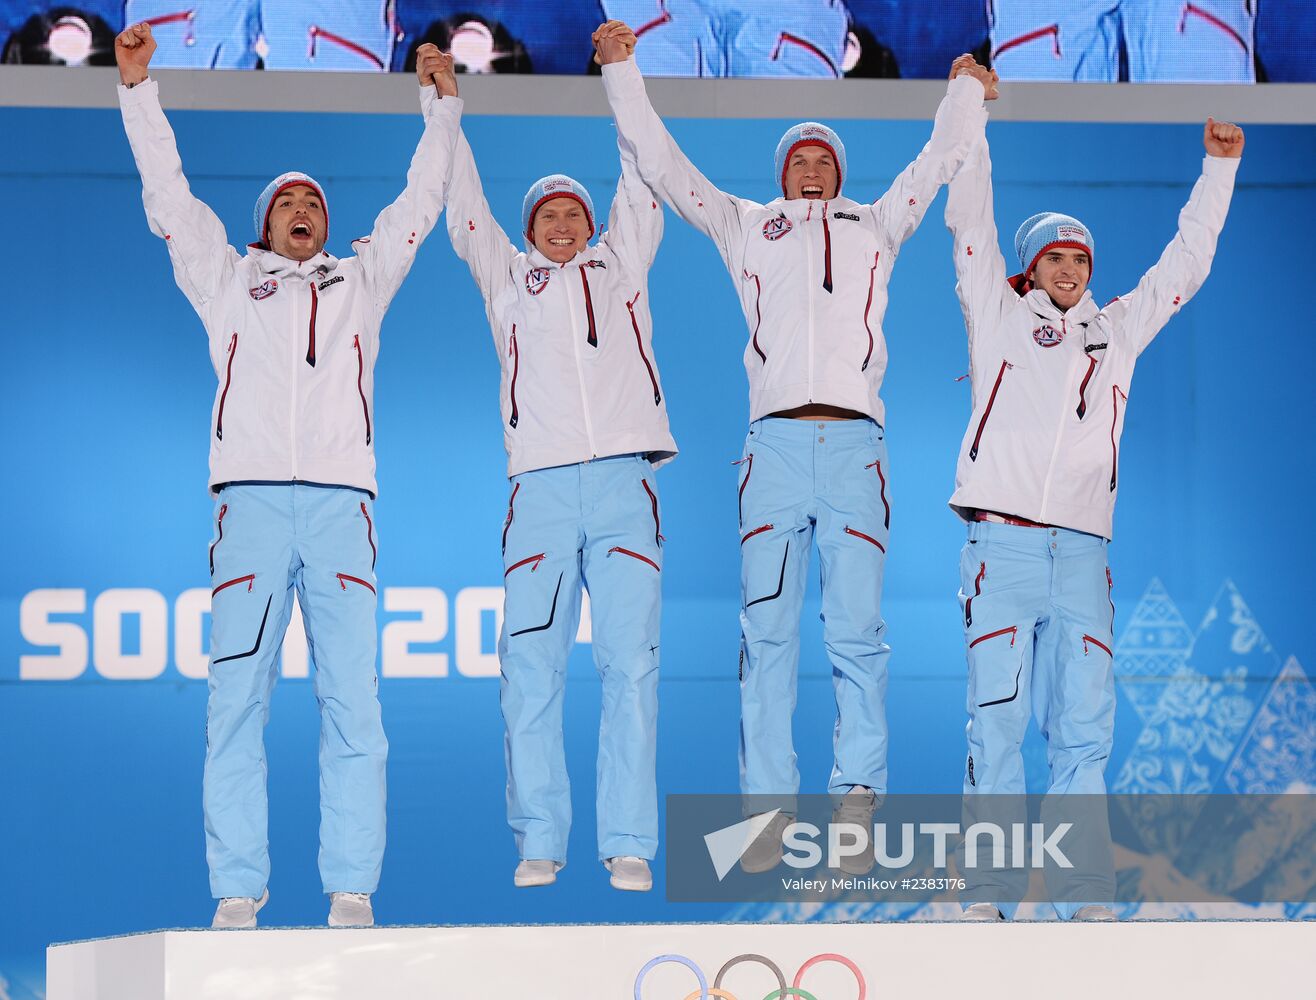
254, 171, 328, 245
774, 122, 847, 197
1014, 212, 1094, 279
522, 174, 596, 240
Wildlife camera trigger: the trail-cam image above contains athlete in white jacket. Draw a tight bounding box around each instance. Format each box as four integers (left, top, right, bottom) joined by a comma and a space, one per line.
443, 76, 676, 892
945, 116, 1243, 921
116, 23, 460, 928
597, 20, 994, 872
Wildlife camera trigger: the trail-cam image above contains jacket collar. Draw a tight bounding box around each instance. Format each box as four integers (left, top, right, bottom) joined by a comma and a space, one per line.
525, 244, 602, 271
247, 245, 340, 280
766, 195, 862, 222
1024, 287, 1098, 325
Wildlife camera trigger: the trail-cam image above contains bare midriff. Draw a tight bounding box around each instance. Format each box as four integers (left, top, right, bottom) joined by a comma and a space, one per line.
768, 403, 869, 421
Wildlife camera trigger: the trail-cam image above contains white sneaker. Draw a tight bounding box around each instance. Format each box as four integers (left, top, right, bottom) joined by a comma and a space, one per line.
831, 786, 879, 876
211, 888, 269, 929
739, 812, 793, 874
962, 902, 1004, 922
328, 891, 374, 927
514, 859, 563, 887
1073, 905, 1118, 922
605, 856, 653, 892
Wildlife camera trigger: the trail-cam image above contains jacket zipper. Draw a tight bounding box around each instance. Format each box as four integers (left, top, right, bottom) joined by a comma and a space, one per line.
336, 572, 376, 594
641, 478, 664, 547
865, 459, 890, 528
508, 325, 521, 428
735, 454, 754, 525
212, 573, 254, 597
505, 553, 546, 576
1110, 385, 1127, 491
308, 26, 385, 69
805, 202, 816, 399
969, 625, 1017, 649
354, 335, 372, 445
360, 501, 376, 570
844, 525, 886, 552
862, 252, 879, 370
608, 547, 659, 571
502, 482, 520, 555
969, 360, 1012, 461
580, 269, 598, 347
305, 283, 318, 366
741, 523, 773, 545
627, 291, 662, 405
1180, 3, 1249, 52
564, 271, 598, 457
821, 205, 833, 294
209, 503, 228, 575
744, 270, 766, 363
965, 560, 985, 627
216, 332, 238, 440
1075, 355, 1097, 418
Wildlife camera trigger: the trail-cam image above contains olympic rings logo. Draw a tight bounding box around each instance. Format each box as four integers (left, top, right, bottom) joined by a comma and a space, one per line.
635, 952, 865, 1000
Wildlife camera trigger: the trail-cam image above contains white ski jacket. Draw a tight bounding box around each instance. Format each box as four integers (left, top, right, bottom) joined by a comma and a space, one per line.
945, 136, 1239, 538
603, 56, 987, 425
444, 128, 677, 478
119, 79, 461, 496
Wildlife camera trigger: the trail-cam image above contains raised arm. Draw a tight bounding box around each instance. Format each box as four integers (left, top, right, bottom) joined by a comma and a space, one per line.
1115, 119, 1243, 355
874, 55, 991, 251
596, 21, 747, 267
444, 128, 519, 301
352, 46, 464, 310
945, 131, 1010, 341
116, 22, 238, 318
602, 137, 665, 272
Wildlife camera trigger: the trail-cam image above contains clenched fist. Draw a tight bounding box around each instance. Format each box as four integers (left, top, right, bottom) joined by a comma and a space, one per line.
1204, 117, 1244, 158
592, 20, 636, 66
115, 22, 155, 87
950, 53, 999, 101
416, 43, 458, 98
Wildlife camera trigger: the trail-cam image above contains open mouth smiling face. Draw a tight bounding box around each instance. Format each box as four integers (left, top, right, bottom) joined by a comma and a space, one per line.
267, 184, 326, 261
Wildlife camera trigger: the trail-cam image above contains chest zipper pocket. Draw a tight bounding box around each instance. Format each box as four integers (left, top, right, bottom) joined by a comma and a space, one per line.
353, 335, 372, 445
969, 360, 1014, 462
216, 332, 238, 440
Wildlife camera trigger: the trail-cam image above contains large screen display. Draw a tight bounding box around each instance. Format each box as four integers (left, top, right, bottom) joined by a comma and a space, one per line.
2, 1, 1313, 81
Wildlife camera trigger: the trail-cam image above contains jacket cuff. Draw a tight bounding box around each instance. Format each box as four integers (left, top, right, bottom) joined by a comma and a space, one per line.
117, 76, 159, 107
1202, 153, 1241, 179
421, 87, 463, 123
946, 72, 986, 106
601, 56, 644, 98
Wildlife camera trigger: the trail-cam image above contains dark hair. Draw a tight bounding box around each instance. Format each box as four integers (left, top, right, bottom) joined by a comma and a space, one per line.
3, 8, 117, 66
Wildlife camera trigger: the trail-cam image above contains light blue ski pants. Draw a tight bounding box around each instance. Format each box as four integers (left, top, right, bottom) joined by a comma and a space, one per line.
737, 417, 892, 815
204, 482, 386, 899
498, 455, 663, 863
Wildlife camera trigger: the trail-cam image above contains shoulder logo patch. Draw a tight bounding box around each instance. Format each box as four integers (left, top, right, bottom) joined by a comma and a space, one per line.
525, 267, 552, 296
1032, 324, 1064, 348
318, 275, 343, 291
249, 279, 279, 301
833, 211, 860, 221
762, 215, 793, 241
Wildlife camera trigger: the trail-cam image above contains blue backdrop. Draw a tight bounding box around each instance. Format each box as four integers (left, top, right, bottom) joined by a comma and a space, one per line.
1, 96, 1313, 998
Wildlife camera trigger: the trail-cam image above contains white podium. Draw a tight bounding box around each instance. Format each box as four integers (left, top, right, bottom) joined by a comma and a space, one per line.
48, 921, 1314, 1000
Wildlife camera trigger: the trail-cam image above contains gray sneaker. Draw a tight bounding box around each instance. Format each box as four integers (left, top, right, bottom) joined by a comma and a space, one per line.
831, 786, 878, 876
962, 902, 1005, 922
739, 812, 794, 874
328, 891, 373, 927
604, 856, 653, 891
1073, 905, 1118, 922
514, 859, 563, 887
211, 888, 269, 929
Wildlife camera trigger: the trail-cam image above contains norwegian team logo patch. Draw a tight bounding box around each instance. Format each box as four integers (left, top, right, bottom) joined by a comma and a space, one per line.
525, 267, 552, 296
762, 215, 793, 241
1033, 324, 1064, 347
249, 279, 279, 301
